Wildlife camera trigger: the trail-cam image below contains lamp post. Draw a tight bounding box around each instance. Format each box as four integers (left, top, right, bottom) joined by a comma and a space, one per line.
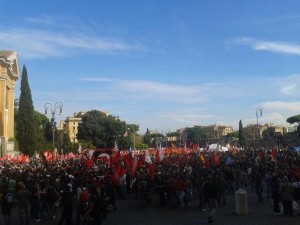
256, 106, 263, 125
44, 102, 63, 150
255, 106, 263, 148
129, 121, 139, 150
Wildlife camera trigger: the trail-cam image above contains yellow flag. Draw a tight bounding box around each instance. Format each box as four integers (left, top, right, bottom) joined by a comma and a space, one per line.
232, 148, 236, 156
200, 154, 205, 163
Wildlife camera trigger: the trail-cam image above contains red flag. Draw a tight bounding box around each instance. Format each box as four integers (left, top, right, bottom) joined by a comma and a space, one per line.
138, 153, 145, 167
84, 159, 94, 168
147, 163, 155, 179
118, 166, 127, 177
204, 159, 210, 170
155, 150, 161, 162
122, 153, 133, 168
43, 150, 54, 161
213, 153, 221, 166
271, 149, 278, 159
131, 156, 138, 177
192, 143, 198, 150
111, 150, 121, 165
114, 163, 121, 180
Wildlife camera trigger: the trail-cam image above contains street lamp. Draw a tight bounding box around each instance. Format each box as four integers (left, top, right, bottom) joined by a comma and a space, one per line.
256, 106, 263, 125
128, 121, 139, 150
44, 102, 63, 150
255, 106, 263, 148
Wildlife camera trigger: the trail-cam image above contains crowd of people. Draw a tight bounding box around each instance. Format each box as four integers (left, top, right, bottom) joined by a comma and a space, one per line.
0, 146, 299, 224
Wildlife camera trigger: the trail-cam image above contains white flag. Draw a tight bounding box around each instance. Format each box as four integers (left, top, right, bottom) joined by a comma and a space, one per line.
78, 143, 82, 154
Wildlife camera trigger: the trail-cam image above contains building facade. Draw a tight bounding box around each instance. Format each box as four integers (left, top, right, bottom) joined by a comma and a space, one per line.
244, 124, 267, 140
0, 50, 19, 156
62, 112, 86, 143
200, 125, 234, 139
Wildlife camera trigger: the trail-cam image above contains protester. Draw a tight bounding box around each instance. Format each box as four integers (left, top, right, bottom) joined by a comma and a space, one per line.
155, 172, 167, 207
16, 182, 32, 225
1, 185, 14, 225
105, 174, 117, 211
58, 183, 74, 225
43, 183, 59, 220
29, 181, 42, 222
254, 171, 264, 202
279, 176, 294, 216
84, 186, 106, 225
202, 175, 218, 223
270, 174, 281, 215
216, 174, 226, 205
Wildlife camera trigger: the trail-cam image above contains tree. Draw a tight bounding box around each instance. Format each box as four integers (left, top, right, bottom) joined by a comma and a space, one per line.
126, 123, 140, 149
44, 121, 53, 143
238, 120, 247, 148
185, 126, 206, 141
226, 131, 238, 138
77, 110, 127, 148
33, 111, 50, 153
287, 114, 300, 125
287, 114, 300, 137
16, 65, 36, 155
143, 132, 164, 148
62, 131, 72, 152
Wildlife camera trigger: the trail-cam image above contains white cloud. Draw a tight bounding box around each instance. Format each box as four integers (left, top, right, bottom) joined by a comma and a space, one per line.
80, 77, 215, 103
160, 109, 213, 125
277, 74, 300, 95
31, 74, 300, 132
25, 15, 55, 25
263, 101, 300, 112
280, 84, 297, 94
0, 28, 145, 59
78, 74, 300, 107
235, 37, 300, 56
79, 77, 113, 82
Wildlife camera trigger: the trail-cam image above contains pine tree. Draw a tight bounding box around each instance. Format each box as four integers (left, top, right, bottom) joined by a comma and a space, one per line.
238, 120, 247, 148
16, 65, 36, 155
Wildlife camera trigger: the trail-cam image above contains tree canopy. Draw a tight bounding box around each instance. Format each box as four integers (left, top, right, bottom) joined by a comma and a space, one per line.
287, 114, 300, 125
77, 110, 128, 148
184, 126, 206, 141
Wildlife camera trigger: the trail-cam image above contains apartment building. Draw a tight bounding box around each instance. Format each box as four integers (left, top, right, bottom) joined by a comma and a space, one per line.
200, 125, 234, 139
63, 112, 86, 143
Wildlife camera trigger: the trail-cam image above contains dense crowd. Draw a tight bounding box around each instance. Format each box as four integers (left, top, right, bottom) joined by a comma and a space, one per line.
0, 147, 300, 225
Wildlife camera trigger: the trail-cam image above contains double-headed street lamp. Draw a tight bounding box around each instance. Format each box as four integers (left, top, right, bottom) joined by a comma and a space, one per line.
256, 106, 263, 125
44, 102, 63, 150
129, 121, 139, 150
255, 106, 263, 148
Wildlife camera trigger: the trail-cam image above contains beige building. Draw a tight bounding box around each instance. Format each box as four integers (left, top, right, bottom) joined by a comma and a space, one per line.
62, 112, 85, 143
262, 124, 284, 139
0, 50, 19, 156
62, 110, 110, 143
200, 125, 234, 139
244, 124, 267, 140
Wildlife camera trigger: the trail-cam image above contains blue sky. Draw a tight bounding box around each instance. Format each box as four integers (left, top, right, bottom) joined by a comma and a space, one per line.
1, 0, 300, 133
